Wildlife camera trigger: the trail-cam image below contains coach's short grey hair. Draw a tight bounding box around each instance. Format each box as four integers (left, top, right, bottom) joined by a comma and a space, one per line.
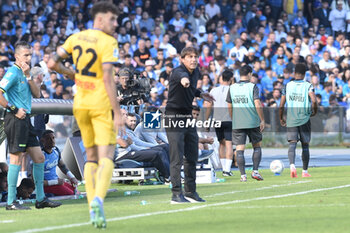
31, 66, 44, 77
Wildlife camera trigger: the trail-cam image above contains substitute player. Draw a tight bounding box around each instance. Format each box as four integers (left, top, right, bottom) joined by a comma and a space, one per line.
205, 70, 234, 176
226, 65, 265, 182
48, 2, 123, 229
279, 63, 317, 178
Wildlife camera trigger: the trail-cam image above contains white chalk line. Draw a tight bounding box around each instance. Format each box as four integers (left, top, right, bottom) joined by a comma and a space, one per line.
15, 184, 350, 233
204, 180, 311, 198
0, 220, 15, 224
216, 203, 349, 209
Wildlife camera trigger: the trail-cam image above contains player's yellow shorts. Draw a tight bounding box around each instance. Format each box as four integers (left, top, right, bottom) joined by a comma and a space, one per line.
73, 108, 116, 148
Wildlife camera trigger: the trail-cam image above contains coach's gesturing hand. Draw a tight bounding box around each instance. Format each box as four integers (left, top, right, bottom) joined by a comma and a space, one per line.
181, 77, 190, 88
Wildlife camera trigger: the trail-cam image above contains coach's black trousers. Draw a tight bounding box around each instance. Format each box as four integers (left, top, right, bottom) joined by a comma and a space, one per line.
165, 120, 198, 195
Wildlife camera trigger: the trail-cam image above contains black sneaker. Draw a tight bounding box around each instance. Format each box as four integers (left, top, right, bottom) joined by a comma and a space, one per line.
171, 193, 190, 204
6, 202, 31, 210
222, 171, 233, 177
184, 192, 206, 203
35, 197, 62, 209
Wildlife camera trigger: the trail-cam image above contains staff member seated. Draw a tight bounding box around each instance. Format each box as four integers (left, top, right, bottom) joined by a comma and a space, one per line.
41, 130, 79, 196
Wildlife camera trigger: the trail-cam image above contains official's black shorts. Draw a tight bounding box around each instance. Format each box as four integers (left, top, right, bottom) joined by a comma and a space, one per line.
215, 121, 232, 141
4, 112, 39, 154
287, 120, 311, 143
232, 127, 262, 145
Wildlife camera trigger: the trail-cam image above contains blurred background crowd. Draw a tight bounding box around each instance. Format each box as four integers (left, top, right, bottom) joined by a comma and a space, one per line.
0, 0, 349, 135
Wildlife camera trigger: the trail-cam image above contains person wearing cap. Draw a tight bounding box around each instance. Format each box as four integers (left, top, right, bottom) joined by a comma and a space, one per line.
148, 87, 162, 107
195, 25, 207, 45
272, 55, 286, 76
145, 59, 157, 80
242, 47, 258, 65
279, 63, 317, 179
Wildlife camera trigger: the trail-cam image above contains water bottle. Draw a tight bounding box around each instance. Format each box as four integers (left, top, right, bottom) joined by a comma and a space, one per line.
216, 178, 225, 183
74, 194, 84, 199
140, 200, 147, 205
124, 190, 140, 196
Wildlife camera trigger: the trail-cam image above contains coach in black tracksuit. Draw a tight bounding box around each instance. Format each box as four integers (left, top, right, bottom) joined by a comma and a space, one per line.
165, 47, 214, 204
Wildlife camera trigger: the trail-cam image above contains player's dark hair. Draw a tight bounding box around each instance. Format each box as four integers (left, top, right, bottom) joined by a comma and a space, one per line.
19, 178, 35, 189
14, 41, 31, 54
295, 63, 307, 75
239, 65, 252, 76
127, 113, 137, 118
222, 70, 233, 82
192, 105, 200, 112
42, 129, 54, 138
91, 1, 118, 20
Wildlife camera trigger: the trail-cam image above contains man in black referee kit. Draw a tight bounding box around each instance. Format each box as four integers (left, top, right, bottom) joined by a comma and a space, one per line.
227, 65, 265, 182
0, 41, 61, 210
165, 47, 214, 204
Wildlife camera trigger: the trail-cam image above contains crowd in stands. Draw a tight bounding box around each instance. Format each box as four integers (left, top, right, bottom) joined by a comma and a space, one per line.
0, 0, 349, 133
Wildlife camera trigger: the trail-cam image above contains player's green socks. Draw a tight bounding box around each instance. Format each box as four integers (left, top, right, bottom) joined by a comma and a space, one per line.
33, 163, 45, 202
95, 158, 114, 200
7, 164, 21, 205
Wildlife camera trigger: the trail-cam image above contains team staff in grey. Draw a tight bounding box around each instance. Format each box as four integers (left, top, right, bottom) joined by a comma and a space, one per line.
205, 70, 234, 177
279, 63, 317, 178
0, 41, 61, 210
226, 65, 265, 182
165, 47, 214, 204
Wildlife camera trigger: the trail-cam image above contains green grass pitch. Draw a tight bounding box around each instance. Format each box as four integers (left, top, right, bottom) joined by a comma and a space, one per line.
1, 166, 349, 233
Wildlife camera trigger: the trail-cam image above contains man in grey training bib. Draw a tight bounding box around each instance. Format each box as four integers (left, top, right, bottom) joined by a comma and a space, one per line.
226, 65, 265, 182
279, 63, 317, 178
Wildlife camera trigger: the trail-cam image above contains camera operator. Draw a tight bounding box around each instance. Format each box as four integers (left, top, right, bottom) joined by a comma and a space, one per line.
116, 68, 151, 106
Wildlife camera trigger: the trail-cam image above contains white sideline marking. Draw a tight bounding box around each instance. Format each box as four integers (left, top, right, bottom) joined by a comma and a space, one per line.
0, 220, 15, 223
217, 203, 349, 209
204, 180, 311, 198
15, 184, 350, 233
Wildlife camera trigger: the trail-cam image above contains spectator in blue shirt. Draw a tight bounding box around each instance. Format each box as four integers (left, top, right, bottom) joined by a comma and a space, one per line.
320, 82, 334, 107
261, 67, 277, 96
272, 56, 286, 76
